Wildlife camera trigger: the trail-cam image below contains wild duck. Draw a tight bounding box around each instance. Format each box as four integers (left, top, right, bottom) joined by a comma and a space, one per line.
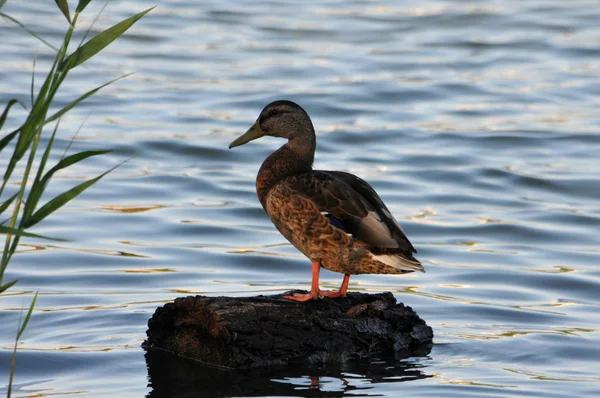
229, 100, 424, 301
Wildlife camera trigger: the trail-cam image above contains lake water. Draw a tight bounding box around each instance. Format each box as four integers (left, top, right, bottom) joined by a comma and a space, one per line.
1, 0, 600, 397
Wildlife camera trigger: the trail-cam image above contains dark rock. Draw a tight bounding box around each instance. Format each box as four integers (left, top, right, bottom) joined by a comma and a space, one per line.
143, 291, 433, 369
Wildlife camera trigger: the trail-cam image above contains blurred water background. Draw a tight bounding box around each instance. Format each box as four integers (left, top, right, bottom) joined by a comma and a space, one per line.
1, 0, 600, 396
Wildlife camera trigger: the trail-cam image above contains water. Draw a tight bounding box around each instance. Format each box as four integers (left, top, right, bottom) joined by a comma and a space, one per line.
1, 0, 599, 396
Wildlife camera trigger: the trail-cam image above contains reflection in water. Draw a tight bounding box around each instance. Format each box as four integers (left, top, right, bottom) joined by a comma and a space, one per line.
145, 348, 432, 397
124, 268, 176, 274
16, 243, 151, 258
101, 205, 167, 213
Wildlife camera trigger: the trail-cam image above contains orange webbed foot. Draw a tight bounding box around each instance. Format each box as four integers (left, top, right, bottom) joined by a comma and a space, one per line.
284, 265, 351, 301
320, 274, 350, 298
283, 291, 321, 302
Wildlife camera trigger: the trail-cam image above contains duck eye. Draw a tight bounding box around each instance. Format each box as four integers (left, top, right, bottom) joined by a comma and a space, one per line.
269, 109, 281, 117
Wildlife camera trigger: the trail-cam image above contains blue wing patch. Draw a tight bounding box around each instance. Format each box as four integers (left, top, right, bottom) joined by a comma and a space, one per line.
324, 213, 350, 234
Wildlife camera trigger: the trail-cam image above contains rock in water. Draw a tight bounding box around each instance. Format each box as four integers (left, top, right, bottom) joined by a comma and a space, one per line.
143, 291, 433, 369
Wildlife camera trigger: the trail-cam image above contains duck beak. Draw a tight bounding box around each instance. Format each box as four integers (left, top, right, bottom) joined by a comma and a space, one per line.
229, 121, 265, 149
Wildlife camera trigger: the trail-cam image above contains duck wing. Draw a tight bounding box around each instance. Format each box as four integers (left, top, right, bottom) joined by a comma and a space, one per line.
326, 171, 417, 253
286, 171, 417, 253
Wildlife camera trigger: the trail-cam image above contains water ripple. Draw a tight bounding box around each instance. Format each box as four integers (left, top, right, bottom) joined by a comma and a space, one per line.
1, 0, 599, 397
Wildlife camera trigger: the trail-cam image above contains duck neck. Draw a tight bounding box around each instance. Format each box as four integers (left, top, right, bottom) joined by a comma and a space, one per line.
256, 136, 315, 208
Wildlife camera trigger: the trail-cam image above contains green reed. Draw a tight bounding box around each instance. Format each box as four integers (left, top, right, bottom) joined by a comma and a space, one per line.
0, 1, 153, 396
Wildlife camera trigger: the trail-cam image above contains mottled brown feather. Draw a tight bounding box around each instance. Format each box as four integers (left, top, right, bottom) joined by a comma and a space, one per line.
265, 172, 421, 275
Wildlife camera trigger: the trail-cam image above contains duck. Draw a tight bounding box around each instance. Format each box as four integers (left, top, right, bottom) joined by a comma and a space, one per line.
229, 100, 424, 301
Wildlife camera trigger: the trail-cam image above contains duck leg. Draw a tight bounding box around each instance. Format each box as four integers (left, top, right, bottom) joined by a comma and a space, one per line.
283, 261, 322, 301
284, 263, 351, 301
320, 274, 350, 298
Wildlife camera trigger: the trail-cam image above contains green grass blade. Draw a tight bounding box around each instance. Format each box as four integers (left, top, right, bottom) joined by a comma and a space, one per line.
36, 122, 59, 186
0, 280, 18, 294
0, 225, 66, 241
0, 193, 18, 215
8, 292, 38, 397
1, 127, 42, 275
0, 12, 59, 52
60, 6, 155, 71
24, 164, 118, 229
26, 21, 73, 127
45, 150, 112, 180
31, 54, 37, 106
8, 333, 17, 397
10, 47, 61, 163
2, 128, 26, 192
62, 114, 88, 160
13, 124, 35, 163
5, 124, 38, 189
1, 99, 27, 132
0, 128, 20, 198
78, 1, 109, 48
0, 129, 20, 155
24, 148, 111, 223
54, 0, 71, 24
21, 123, 59, 222
45, 74, 132, 124
76, 0, 93, 13
4, 37, 66, 183
17, 291, 38, 340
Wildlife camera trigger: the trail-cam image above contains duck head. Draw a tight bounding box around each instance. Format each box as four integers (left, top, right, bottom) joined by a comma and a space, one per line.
229, 100, 314, 149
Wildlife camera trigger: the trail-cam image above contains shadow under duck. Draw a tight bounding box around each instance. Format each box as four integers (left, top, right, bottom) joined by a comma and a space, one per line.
229, 100, 424, 301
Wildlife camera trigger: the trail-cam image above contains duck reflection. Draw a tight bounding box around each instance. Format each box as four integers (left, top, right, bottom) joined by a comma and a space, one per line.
145, 346, 432, 397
